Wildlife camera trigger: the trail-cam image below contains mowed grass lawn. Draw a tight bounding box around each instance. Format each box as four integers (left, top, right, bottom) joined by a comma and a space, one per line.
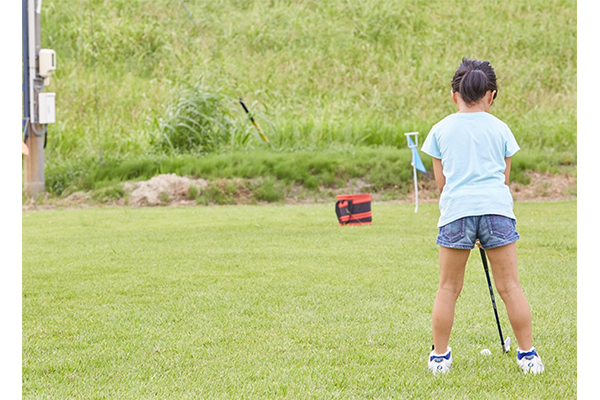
22, 201, 576, 399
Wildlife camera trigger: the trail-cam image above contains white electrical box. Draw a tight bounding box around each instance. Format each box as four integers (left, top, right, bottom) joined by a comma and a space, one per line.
39, 49, 56, 78
38, 92, 56, 124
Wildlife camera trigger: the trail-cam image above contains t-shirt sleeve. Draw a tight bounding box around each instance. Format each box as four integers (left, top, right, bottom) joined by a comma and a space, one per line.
421, 129, 441, 159
504, 126, 520, 157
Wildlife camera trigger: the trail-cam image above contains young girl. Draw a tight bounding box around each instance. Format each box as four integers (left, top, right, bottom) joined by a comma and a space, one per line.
421, 58, 544, 375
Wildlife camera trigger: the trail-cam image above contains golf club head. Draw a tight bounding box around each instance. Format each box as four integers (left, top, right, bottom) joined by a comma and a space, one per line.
503, 337, 511, 353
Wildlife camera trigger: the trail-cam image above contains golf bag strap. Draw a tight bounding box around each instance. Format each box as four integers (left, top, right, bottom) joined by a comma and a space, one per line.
335, 199, 353, 225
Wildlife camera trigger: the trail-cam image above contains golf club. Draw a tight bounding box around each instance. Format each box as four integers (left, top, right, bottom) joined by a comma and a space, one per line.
239, 98, 269, 143
478, 242, 511, 353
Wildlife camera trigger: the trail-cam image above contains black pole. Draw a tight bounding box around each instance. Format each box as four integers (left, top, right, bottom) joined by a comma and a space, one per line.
479, 247, 507, 352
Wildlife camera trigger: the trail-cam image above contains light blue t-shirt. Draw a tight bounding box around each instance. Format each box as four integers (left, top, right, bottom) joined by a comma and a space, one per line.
421, 112, 520, 227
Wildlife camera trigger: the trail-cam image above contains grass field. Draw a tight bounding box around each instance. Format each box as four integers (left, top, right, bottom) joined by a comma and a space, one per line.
41, 0, 576, 164
22, 201, 576, 399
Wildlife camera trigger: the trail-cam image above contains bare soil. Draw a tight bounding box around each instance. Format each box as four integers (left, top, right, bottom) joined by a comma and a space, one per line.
22, 171, 576, 211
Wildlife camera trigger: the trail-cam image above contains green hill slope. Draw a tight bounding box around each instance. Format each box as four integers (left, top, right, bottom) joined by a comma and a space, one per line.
41, 0, 576, 164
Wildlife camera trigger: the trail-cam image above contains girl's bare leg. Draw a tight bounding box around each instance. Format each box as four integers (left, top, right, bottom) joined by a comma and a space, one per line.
432, 247, 470, 354
485, 242, 533, 350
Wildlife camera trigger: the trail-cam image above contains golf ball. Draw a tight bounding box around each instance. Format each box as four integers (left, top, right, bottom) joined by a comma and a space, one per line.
480, 348, 492, 356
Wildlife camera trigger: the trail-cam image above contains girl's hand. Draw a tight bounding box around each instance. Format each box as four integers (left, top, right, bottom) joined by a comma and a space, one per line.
432, 157, 445, 193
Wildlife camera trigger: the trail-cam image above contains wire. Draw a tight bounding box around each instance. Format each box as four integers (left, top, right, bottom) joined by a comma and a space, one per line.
23, 118, 30, 142
30, 120, 47, 137
89, 9, 103, 162
23, 117, 48, 149
174, 0, 215, 57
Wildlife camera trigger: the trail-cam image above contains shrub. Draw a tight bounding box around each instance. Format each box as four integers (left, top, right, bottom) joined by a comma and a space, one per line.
151, 80, 252, 154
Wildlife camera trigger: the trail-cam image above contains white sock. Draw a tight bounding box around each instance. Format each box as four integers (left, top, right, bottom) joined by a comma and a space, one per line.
517, 347, 535, 354
432, 347, 451, 356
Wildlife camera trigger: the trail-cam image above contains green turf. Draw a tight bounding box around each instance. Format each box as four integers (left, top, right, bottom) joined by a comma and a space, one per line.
22, 201, 576, 399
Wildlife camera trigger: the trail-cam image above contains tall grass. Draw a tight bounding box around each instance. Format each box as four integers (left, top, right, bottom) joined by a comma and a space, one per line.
40, 0, 576, 164
151, 79, 254, 154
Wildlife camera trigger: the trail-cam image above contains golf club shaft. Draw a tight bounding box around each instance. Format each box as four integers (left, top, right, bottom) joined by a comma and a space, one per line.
239, 98, 269, 143
479, 247, 506, 351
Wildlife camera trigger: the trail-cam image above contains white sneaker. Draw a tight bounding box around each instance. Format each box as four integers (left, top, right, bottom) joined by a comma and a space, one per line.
517, 347, 544, 374
428, 347, 452, 374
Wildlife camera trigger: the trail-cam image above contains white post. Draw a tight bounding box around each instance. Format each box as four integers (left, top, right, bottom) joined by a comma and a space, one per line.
404, 132, 419, 213
413, 163, 418, 213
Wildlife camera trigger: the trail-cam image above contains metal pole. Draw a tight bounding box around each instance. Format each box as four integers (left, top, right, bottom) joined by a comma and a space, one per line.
22, 0, 29, 134
413, 164, 418, 213
405, 132, 420, 213
23, 0, 45, 196
479, 247, 508, 352
28, 0, 37, 123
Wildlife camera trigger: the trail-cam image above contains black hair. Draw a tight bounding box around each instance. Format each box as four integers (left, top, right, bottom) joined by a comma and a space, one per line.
451, 57, 498, 104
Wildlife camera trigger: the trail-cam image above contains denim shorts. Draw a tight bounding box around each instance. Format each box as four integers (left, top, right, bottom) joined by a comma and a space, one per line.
436, 215, 520, 250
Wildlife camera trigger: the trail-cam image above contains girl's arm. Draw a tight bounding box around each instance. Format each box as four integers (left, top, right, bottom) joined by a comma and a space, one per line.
504, 157, 512, 185
432, 157, 445, 194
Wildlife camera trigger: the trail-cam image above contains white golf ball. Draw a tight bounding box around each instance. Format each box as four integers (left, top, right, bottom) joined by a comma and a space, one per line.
480, 348, 492, 356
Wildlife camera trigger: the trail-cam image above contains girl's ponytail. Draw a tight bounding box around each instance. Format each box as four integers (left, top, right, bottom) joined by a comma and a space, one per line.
459, 69, 489, 104
452, 57, 498, 105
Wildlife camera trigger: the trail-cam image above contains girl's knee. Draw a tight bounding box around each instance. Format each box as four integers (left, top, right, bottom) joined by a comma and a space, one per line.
495, 280, 522, 299
438, 281, 463, 299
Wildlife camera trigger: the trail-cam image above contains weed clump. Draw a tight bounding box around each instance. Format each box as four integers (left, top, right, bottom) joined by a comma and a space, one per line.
152, 81, 252, 154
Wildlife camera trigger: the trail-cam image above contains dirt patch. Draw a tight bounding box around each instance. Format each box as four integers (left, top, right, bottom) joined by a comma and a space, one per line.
124, 174, 208, 206
22, 171, 576, 211
393, 171, 577, 204
510, 172, 577, 202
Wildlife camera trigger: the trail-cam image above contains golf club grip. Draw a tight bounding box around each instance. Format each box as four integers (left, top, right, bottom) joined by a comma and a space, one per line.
240, 99, 258, 123
479, 247, 489, 272
479, 247, 506, 349
239, 98, 250, 113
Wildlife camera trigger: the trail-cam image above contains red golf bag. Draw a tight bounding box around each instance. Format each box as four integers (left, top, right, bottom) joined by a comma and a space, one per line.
335, 194, 372, 226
